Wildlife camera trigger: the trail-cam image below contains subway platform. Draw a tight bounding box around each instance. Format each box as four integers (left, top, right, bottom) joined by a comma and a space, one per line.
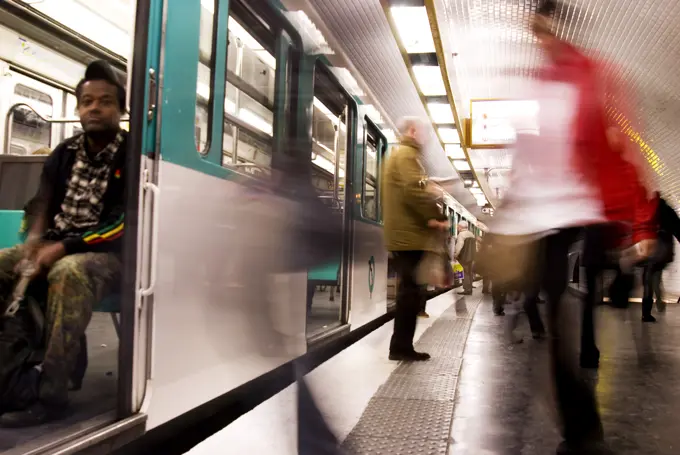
186, 288, 680, 455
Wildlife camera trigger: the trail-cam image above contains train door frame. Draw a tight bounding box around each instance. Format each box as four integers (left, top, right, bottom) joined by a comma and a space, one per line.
308, 59, 358, 335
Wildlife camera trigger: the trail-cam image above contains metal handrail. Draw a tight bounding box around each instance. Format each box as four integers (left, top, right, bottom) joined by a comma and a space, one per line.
8, 102, 130, 124
4, 102, 130, 155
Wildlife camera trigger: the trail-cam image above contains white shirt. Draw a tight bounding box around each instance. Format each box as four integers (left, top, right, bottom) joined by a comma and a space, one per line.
488, 80, 605, 236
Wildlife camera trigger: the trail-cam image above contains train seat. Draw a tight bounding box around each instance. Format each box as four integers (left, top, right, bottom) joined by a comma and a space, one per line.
308, 260, 341, 285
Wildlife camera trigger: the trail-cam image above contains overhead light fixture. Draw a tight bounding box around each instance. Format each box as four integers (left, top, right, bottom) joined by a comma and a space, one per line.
464, 179, 473, 187
439, 128, 460, 143
476, 197, 488, 207
427, 103, 455, 124
445, 144, 465, 159
470, 187, 483, 194
239, 108, 273, 136
413, 66, 446, 96
228, 16, 277, 68
453, 160, 471, 171
472, 181, 480, 188
390, 6, 436, 53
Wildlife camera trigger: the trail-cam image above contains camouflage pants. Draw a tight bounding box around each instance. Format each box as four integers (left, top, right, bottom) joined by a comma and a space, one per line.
0, 246, 121, 406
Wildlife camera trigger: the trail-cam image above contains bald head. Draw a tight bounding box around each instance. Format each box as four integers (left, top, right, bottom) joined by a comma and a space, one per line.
397, 116, 428, 146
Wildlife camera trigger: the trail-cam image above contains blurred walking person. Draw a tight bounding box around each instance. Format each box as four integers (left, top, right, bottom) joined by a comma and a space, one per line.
382, 117, 448, 361
488, 1, 658, 454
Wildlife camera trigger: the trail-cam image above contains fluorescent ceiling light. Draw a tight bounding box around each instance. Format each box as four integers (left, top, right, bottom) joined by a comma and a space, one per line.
228, 16, 277, 69
390, 6, 435, 53
445, 144, 465, 159
453, 160, 471, 171
464, 179, 473, 187
476, 198, 487, 207
470, 187, 483, 194
439, 128, 459, 143
239, 108, 273, 136
312, 154, 345, 179
472, 181, 480, 188
313, 97, 347, 132
427, 103, 454, 124
30, 0, 130, 57
412, 66, 446, 96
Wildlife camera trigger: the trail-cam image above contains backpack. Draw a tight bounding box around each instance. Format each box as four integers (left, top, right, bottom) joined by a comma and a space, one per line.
0, 277, 46, 414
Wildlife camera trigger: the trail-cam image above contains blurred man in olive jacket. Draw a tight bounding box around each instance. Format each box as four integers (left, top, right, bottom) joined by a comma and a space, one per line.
382, 117, 448, 361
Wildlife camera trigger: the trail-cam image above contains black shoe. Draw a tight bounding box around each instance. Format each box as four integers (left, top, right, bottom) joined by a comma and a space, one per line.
389, 351, 431, 361
556, 440, 612, 455
458, 291, 472, 296
657, 301, 667, 313
0, 402, 67, 428
642, 314, 657, 323
493, 309, 505, 316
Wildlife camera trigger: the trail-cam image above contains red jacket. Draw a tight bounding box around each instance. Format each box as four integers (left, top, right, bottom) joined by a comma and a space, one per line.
539, 43, 658, 246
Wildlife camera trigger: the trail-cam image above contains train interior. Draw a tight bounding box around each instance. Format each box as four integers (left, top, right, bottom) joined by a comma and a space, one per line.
0, 0, 405, 451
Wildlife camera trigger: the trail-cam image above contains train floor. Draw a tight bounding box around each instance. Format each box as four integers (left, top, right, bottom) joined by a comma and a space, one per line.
186, 287, 680, 455
0, 313, 118, 453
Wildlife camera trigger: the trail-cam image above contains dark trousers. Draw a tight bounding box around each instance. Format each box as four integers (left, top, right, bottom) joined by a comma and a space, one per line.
462, 261, 473, 292
543, 229, 603, 443
390, 250, 424, 354
642, 264, 664, 316
492, 281, 505, 314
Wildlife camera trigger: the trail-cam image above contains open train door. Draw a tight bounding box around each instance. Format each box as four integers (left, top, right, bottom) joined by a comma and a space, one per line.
119, 0, 163, 420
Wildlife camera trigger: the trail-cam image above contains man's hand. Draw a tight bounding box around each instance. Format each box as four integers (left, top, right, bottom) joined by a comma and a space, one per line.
428, 219, 449, 231
33, 242, 66, 271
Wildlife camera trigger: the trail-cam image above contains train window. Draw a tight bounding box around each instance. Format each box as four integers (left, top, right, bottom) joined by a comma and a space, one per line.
308, 63, 351, 335
363, 124, 380, 221
7, 85, 54, 155
195, 0, 217, 154
221, 15, 276, 175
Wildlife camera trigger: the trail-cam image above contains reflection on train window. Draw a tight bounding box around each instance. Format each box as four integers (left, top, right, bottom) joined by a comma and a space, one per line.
8, 83, 54, 155
195, 0, 217, 154
363, 129, 379, 221
221, 15, 275, 175
311, 97, 347, 205
222, 117, 272, 178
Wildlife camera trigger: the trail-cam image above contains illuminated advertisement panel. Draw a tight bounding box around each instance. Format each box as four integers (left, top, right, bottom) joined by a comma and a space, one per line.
469, 99, 539, 148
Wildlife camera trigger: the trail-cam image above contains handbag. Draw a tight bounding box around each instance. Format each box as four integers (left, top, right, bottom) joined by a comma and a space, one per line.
476, 233, 542, 289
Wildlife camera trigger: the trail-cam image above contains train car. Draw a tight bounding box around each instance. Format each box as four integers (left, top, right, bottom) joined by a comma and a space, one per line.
0, 0, 480, 453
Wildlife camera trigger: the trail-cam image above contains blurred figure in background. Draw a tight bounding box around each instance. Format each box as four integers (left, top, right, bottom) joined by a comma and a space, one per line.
382, 117, 448, 361
453, 221, 475, 295
641, 194, 680, 318
488, 1, 657, 454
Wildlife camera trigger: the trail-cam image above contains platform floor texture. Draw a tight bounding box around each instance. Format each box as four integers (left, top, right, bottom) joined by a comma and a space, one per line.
186, 288, 680, 454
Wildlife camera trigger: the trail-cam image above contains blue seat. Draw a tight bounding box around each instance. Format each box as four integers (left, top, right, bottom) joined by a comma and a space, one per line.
0, 210, 120, 336
308, 260, 341, 284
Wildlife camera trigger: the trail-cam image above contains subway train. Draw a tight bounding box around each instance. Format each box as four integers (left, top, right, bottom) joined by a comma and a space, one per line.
0, 0, 482, 453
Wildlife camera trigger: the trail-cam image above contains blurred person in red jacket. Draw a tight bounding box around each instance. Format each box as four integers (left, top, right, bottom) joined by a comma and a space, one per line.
488, 1, 658, 454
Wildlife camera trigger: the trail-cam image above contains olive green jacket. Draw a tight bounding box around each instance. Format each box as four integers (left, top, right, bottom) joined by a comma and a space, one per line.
381, 138, 445, 252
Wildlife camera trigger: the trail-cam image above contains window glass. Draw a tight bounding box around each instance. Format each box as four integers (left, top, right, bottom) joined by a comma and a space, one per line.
363, 128, 379, 220
221, 15, 276, 176
195, 0, 216, 154
8, 85, 53, 155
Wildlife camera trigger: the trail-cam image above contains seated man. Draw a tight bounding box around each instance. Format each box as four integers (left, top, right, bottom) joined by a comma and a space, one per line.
0, 60, 126, 427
